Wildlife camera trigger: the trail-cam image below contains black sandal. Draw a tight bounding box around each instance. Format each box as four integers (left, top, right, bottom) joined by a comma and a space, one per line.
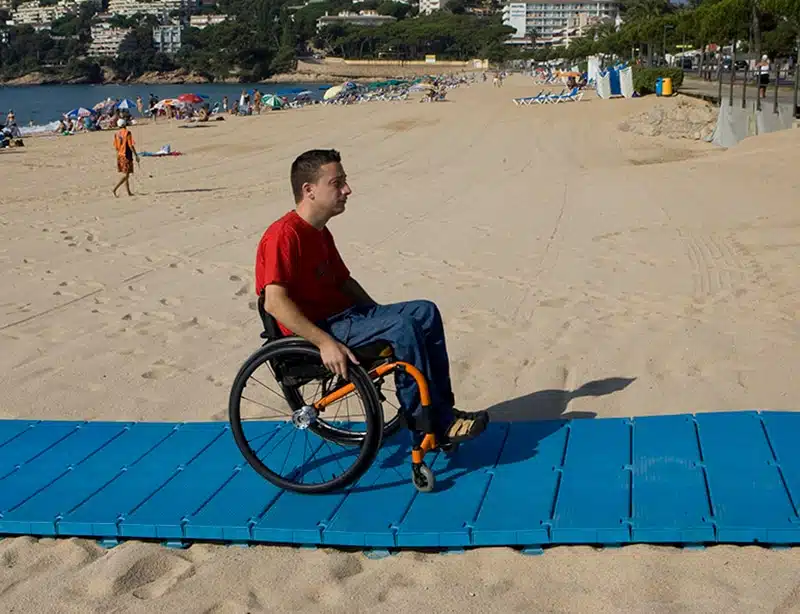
441, 409, 489, 444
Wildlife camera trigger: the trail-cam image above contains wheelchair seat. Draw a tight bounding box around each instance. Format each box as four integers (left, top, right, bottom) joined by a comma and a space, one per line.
257, 290, 394, 370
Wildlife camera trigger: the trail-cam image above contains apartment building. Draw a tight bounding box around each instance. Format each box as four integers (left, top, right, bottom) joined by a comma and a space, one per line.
502, 0, 619, 45
106, 0, 198, 18
188, 13, 228, 28
316, 10, 395, 32
419, 0, 450, 14
153, 23, 180, 53
88, 20, 137, 56
11, 0, 79, 25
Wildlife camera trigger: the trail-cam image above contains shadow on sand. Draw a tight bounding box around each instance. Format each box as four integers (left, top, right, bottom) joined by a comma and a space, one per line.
487, 376, 637, 422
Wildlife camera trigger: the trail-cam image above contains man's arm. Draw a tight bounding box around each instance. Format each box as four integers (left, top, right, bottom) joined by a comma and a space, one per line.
263, 284, 333, 347
263, 284, 358, 378
340, 277, 378, 307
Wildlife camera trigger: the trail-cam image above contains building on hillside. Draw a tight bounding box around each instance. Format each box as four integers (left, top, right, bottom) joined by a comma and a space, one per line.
0, 0, 13, 11
502, 0, 619, 47
11, 0, 79, 26
315, 10, 396, 32
188, 13, 228, 28
106, 0, 198, 18
419, 0, 450, 14
88, 20, 137, 56
153, 23, 181, 53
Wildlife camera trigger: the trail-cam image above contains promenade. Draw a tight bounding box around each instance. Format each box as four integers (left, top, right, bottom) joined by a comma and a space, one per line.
680, 76, 798, 111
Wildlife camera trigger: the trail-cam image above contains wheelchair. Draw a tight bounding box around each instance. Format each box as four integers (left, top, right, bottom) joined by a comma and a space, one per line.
228, 291, 451, 494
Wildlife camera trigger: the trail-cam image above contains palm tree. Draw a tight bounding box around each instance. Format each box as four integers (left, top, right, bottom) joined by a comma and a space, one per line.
526, 26, 539, 49
621, 0, 673, 64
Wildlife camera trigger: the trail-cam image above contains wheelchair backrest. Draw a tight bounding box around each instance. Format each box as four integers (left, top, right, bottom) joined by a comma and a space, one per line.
257, 290, 284, 340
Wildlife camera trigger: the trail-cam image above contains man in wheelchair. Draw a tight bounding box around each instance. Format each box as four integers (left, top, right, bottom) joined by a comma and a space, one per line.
254, 148, 489, 445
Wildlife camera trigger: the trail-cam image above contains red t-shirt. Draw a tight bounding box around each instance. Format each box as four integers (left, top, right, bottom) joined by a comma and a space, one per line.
255, 210, 354, 336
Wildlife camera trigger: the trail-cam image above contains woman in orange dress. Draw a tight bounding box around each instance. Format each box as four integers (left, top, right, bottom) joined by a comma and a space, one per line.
113, 118, 139, 197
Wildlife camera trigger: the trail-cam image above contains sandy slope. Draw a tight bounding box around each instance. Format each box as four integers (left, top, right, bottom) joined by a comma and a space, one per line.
1, 75, 799, 613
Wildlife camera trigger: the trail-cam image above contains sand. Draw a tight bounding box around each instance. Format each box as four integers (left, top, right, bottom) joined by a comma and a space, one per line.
1, 74, 799, 612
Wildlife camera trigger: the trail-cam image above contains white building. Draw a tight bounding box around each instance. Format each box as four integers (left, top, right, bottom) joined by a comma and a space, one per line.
153, 23, 181, 53
188, 13, 228, 28
12, 0, 78, 25
419, 0, 449, 14
316, 10, 395, 32
106, 0, 198, 18
88, 21, 136, 56
502, 0, 619, 46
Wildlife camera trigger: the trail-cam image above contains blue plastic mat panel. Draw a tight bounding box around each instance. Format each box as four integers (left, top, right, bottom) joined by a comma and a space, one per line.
1, 412, 799, 549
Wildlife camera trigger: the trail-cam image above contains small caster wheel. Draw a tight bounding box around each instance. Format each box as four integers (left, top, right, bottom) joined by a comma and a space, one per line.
412, 464, 435, 493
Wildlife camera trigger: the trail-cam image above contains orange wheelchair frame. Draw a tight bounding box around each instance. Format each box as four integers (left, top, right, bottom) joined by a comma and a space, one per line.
227, 291, 448, 493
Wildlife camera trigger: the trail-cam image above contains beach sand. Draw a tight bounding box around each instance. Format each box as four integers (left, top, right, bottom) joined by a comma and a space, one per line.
1, 74, 799, 612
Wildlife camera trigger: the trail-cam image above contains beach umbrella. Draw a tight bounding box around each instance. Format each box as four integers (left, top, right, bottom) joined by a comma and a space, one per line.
178, 93, 204, 104
116, 98, 137, 110
92, 98, 115, 111
261, 94, 284, 109
323, 84, 345, 100
153, 98, 183, 109
65, 107, 95, 118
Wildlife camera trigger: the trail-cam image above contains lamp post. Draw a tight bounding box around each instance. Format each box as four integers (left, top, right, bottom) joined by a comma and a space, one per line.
663, 24, 674, 66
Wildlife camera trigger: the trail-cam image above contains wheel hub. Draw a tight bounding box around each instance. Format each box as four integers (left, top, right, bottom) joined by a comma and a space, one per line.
291, 405, 318, 430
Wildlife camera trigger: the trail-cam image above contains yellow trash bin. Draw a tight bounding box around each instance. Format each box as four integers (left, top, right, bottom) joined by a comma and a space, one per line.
662, 77, 673, 96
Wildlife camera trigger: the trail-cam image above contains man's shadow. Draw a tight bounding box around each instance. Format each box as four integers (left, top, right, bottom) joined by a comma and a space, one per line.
364, 376, 636, 493
487, 376, 637, 422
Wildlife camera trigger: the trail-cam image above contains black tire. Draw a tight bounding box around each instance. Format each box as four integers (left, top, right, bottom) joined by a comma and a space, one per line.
229, 339, 383, 494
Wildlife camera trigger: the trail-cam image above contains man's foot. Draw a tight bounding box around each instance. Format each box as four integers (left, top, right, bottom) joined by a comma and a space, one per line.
440, 408, 489, 445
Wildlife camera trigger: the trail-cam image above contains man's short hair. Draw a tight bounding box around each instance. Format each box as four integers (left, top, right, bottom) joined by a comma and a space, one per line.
290, 149, 341, 203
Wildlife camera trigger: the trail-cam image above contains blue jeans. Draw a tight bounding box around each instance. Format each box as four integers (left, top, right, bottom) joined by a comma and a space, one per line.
320, 300, 455, 434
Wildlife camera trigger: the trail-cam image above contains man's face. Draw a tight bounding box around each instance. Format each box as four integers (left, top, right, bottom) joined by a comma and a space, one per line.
309, 162, 351, 216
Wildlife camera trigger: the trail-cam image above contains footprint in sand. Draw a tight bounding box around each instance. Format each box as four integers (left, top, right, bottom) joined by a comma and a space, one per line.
141, 360, 178, 380
203, 601, 253, 614
206, 374, 226, 389
229, 275, 242, 282
144, 311, 176, 322
160, 297, 182, 307
82, 547, 195, 600
235, 284, 249, 297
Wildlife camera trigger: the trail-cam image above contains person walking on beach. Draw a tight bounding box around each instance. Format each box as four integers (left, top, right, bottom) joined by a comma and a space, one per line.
757, 55, 771, 99
112, 118, 139, 197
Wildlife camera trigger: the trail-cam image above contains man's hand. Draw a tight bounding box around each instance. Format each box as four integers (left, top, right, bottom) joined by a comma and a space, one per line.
319, 336, 359, 379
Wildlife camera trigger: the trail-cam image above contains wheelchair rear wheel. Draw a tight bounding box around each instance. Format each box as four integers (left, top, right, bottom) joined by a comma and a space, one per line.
229, 339, 384, 494
282, 374, 403, 445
